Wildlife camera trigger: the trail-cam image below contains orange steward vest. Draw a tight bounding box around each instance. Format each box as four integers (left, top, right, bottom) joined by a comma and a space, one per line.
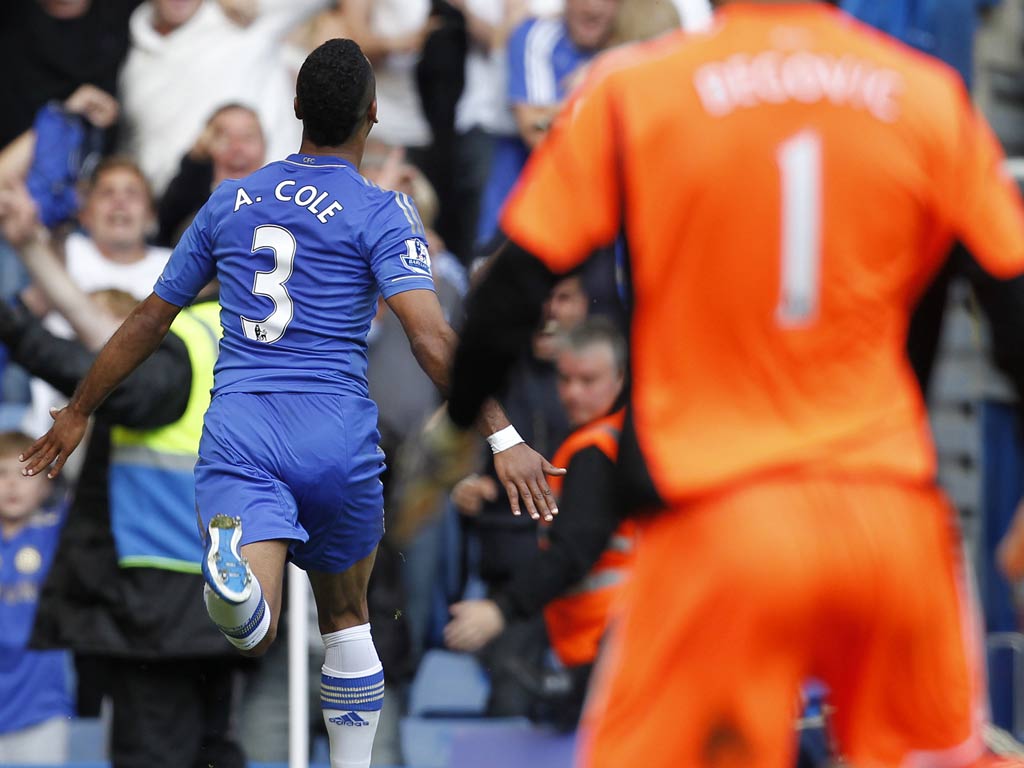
544, 409, 635, 666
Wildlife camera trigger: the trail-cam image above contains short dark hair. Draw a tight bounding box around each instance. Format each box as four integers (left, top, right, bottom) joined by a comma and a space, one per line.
563, 316, 627, 374
296, 38, 375, 146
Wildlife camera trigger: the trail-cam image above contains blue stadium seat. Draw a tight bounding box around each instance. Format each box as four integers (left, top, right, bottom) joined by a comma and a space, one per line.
400, 716, 530, 768
988, 632, 1024, 740
407, 650, 490, 718
7, 765, 411, 768
449, 722, 576, 768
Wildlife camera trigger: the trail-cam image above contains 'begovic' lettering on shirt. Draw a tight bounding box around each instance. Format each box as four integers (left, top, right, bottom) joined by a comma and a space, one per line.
694, 51, 903, 122
232, 181, 345, 224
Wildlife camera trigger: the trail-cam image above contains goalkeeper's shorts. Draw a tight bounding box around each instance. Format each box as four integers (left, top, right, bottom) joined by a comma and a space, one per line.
579, 475, 987, 768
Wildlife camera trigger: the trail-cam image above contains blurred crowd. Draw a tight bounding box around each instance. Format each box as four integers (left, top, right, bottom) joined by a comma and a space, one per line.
0, 0, 1022, 766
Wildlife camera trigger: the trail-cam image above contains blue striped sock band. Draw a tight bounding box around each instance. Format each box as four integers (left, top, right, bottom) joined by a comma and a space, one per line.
220, 596, 266, 640
321, 670, 385, 711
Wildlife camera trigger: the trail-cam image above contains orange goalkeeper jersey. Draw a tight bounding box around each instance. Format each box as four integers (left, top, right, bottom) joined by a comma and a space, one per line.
501, 2, 1024, 504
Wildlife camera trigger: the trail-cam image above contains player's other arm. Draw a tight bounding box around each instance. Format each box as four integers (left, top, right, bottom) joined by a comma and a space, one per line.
448, 239, 560, 430
20, 293, 183, 478
384, 285, 524, 432
385, 288, 459, 397
386, 287, 564, 521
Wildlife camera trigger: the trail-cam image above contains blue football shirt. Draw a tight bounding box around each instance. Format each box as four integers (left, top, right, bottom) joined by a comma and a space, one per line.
476, 18, 598, 245
0, 506, 73, 734
156, 154, 436, 397
507, 17, 596, 107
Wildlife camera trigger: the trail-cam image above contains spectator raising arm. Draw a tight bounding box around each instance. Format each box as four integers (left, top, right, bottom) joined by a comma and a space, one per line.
0, 182, 122, 350
0, 85, 119, 189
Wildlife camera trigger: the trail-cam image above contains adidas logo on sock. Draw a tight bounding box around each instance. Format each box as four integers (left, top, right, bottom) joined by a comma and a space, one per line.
329, 712, 369, 727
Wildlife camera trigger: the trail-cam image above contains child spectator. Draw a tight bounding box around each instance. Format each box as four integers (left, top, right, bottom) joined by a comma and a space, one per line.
0, 431, 71, 765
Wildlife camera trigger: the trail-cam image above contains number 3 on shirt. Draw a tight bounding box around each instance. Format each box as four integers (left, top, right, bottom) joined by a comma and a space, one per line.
776, 130, 822, 327
241, 225, 296, 344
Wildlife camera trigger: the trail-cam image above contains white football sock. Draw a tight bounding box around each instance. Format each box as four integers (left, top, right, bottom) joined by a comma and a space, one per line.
203, 580, 270, 651
321, 623, 384, 768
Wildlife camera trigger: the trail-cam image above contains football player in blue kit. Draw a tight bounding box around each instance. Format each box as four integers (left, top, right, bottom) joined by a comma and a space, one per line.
21, 39, 562, 768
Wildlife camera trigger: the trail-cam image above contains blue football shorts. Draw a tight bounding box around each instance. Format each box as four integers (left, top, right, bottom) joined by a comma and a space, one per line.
195, 392, 385, 572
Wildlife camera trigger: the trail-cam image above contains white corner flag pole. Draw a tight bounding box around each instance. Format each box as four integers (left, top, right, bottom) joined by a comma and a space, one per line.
288, 562, 310, 768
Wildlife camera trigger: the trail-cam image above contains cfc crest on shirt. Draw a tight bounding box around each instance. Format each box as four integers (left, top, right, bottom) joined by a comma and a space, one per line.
15, 546, 42, 575
401, 239, 432, 276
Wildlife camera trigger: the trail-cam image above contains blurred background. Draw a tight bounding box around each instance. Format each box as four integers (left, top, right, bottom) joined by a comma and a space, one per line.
2, 1, 1024, 766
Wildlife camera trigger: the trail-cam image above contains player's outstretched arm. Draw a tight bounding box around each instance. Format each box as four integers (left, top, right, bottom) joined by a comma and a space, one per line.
385, 287, 564, 521
20, 293, 183, 479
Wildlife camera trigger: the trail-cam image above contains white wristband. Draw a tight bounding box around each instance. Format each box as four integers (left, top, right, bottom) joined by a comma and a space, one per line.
486, 425, 524, 454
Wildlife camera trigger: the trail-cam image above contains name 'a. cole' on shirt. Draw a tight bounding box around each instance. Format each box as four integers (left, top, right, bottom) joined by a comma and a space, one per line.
156, 154, 436, 398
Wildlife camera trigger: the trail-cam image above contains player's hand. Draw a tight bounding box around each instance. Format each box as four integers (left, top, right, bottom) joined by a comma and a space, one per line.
20, 406, 89, 479
444, 599, 505, 653
492, 443, 564, 521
